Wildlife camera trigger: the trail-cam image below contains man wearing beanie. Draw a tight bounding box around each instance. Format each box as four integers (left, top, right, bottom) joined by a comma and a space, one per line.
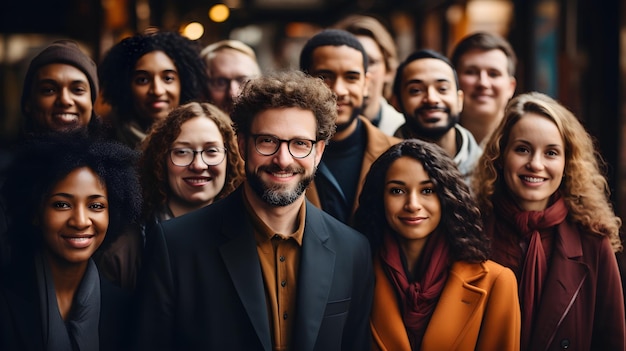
300, 29, 400, 226
20, 40, 99, 136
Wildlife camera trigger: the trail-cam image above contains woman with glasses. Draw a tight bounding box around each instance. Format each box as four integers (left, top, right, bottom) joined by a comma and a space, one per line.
139, 101, 244, 230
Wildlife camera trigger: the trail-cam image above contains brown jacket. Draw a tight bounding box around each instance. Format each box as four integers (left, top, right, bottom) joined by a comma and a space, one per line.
371, 258, 521, 351
306, 117, 401, 222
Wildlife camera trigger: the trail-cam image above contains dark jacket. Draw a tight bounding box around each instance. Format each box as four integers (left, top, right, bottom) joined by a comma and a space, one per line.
0, 258, 132, 351
132, 187, 374, 350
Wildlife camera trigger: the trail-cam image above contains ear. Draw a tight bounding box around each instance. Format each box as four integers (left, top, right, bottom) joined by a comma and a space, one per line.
237, 134, 247, 160
456, 89, 464, 111
390, 94, 402, 113
507, 77, 517, 99
313, 140, 326, 167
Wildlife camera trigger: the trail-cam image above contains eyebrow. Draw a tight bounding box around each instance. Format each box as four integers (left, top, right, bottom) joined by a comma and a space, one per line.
386, 179, 434, 186
50, 192, 107, 200
404, 78, 451, 86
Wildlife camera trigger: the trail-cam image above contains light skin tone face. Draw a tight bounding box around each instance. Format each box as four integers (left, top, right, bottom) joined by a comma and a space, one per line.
207, 48, 260, 114
355, 35, 391, 119
503, 113, 565, 211
308, 45, 370, 141
384, 157, 441, 272
26, 63, 92, 132
167, 116, 227, 217
457, 48, 516, 142
131, 51, 181, 124
239, 107, 324, 214
40, 167, 108, 270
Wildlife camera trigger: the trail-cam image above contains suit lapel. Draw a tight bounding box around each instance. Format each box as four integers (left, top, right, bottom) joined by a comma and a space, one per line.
528, 222, 588, 351
423, 261, 487, 349
219, 194, 272, 351
294, 203, 336, 351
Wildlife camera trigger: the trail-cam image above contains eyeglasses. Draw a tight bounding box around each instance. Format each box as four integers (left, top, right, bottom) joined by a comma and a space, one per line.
169, 147, 227, 167
208, 76, 251, 91
251, 134, 317, 159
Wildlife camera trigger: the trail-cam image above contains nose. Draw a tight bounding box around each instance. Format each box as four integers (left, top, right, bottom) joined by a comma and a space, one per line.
68, 206, 91, 229
189, 151, 208, 171
150, 77, 165, 96
404, 191, 423, 212
272, 141, 293, 168
424, 86, 442, 104
477, 70, 489, 87
526, 152, 545, 171
331, 78, 349, 97
55, 88, 73, 107
228, 80, 242, 99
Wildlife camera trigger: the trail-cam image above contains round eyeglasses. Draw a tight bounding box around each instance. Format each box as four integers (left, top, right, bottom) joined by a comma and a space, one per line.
252, 134, 317, 159
208, 76, 251, 91
169, 147, 227, 167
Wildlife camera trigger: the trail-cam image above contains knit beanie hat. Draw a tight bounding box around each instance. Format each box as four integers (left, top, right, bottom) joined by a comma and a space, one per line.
299, 29, 368, 74
21, 40, 99, 115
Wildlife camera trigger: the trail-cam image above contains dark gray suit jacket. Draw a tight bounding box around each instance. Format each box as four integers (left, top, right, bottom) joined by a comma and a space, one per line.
133, 187, 374, 350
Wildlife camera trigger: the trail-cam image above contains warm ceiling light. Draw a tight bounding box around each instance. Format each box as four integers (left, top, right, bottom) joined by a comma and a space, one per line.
182, 22, 204, 40
209, 4, 230, 23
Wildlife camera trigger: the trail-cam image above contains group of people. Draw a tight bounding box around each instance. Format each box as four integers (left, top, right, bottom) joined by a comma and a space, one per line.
0, 13, 623, 351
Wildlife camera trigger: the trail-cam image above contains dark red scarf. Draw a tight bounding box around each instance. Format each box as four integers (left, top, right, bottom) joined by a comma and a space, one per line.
493, 193, 568, 351
380, 232, 450, 350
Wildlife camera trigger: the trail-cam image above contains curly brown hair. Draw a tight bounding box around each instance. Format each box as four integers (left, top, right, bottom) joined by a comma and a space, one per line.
354, 139, 489, 262
472, 92, 622, 252
138, 102, 244, 220
230, 70, 337, 143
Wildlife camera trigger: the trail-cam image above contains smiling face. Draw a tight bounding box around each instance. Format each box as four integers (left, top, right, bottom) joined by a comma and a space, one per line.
130, 50, 181, 124
239, 107, 324, 207
457, 48, 516, 122
384, 157, 441, 252
41, 167, 108, 268
308, 45, 369, 140
399, 58, 463, 140
27, 63, 92, 132
502, 112, 565, 211
167, 116, 227, 216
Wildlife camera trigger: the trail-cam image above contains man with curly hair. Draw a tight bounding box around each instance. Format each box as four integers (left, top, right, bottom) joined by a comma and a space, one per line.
133, 70, 374, 350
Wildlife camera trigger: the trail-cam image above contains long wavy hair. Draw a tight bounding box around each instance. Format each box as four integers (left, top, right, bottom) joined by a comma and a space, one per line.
354, 139, 489, 262
472, 91, 622, 252
138, 102, 244, 220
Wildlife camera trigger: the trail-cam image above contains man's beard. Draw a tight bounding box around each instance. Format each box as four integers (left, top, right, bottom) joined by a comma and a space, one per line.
404, 106, 459, 141
246, 164, 315, 207
335, 105, 362, 133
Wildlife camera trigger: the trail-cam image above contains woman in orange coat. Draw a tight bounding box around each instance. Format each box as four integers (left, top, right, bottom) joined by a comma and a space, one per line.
354, 139, 520, 350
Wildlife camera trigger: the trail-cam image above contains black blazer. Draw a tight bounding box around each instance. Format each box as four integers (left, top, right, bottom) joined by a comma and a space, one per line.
0, 258, 132, 351
132, 187, 374, 350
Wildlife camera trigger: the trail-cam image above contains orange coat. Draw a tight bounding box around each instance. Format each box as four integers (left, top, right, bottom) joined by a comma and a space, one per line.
306, 116, 401, 221
371, 257, 521, 351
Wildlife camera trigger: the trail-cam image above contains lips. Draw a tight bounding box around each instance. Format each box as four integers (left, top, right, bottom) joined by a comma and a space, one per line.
62, 234, 95, 249
183, 177, 212, 186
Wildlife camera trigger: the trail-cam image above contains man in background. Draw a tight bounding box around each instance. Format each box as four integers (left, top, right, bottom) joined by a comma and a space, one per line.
333, 14, 405, 136
201, 39, 261, 114
450, 32, 517, 145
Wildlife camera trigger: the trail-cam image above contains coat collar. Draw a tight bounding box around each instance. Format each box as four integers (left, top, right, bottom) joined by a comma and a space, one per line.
371, 259, 491, 350
219, 190, 336, 351
527, 221, 589, 351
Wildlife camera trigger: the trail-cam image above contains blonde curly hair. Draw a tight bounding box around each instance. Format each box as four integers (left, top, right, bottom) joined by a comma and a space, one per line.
472, 91, 622, 252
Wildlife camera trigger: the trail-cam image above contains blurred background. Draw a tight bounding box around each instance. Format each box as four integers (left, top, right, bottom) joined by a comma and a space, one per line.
0, 0, 624, 220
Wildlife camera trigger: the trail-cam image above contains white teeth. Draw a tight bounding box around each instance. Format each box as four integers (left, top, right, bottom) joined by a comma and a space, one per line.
186, 178, 209, 184
522, 176, 544, 183
272, 173, 293, 178
53, 114, 78, 122
67, 237, 90, 242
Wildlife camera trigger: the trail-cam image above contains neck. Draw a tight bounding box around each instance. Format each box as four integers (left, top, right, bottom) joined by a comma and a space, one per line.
243, 182, 303, 234
44, 250, 87, 320
434, 127, 458, 158
398, 235, 426, 279
363, 96, 382, 121
332, 117, 359, 141
168, 198, 211, 218
460, 112, 501, 145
